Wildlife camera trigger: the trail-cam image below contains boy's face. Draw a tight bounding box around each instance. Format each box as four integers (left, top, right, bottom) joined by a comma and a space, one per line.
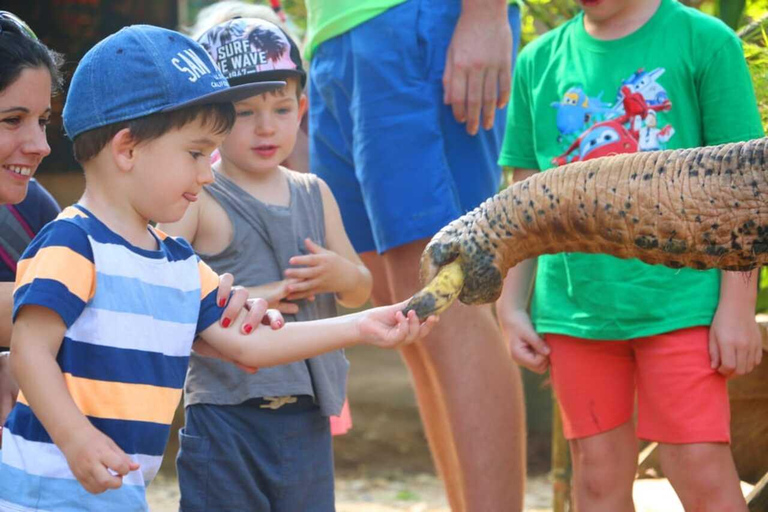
576, 0, 640, 23
218, 79, 307, 175
0, 67, 52, 205
129, 118, 224, 223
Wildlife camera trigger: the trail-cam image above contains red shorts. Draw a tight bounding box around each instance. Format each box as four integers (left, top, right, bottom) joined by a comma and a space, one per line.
546, 326, 730, 443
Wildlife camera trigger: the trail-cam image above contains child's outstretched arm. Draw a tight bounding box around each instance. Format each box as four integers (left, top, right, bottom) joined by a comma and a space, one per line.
10, 306, 139, 494
199, 301, 438, 368
283, 180, 372, 308
709, 270, 763, 377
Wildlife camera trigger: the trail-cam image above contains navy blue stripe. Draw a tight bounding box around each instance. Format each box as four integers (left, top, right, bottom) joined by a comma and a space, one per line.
19, 217, 93, 262
71, 204, 197, 262
5, 403, 170, 456
13, 280, 87, 327
58, 337, 189, 388
197, 288, 226, 334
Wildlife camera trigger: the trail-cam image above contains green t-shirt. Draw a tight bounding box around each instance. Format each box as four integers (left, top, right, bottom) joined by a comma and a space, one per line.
499, 0, 764, 340
304, 0, 522, 61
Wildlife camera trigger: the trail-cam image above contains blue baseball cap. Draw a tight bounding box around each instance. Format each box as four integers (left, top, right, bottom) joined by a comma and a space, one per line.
63, 24, 284, 140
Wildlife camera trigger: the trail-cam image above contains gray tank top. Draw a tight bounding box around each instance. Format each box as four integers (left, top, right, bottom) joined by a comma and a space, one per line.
184, 170, 349, 416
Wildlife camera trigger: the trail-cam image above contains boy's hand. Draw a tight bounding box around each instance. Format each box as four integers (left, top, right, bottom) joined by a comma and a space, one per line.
499, 309, 550, 374
194, 298, 285, 372
709, 301, 762, 377
0, 352, 18, 427
283, 239, 357, 300
61, 426, 140, 494
357, 303, 439, 349
254, 279, 302, 315
217, 273, 286, 331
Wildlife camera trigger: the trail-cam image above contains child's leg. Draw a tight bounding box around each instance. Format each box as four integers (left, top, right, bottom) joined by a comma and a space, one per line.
177, 397, 334, 512
547, 334, 638, 511
659, 443, 746, 512
634, 327, 745, 511
570, 422, 638, 512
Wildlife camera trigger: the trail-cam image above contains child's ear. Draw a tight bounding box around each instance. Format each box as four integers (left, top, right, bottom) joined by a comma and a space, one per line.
298, 94, 308, 119
111, 128, 138, 173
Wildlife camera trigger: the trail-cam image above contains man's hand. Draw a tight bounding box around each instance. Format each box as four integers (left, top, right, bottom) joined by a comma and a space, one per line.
443, 5, 513, 135
60, 426, 140, 494
283, 238, 359, 300
709, 301, 762, 377
499, 309, 550, 374
0, 352, 18, 426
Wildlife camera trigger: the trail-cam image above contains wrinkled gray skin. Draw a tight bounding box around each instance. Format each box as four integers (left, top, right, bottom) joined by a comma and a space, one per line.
421, 138, 768, 305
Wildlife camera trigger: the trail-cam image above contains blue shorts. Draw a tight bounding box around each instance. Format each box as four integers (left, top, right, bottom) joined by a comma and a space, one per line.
308, 0, 521, 253
177, 397, 334, 512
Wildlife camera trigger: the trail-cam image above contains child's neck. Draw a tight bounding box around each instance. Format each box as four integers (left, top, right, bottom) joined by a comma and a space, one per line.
216, 160, 290, 207
79, 180, 157, 251
583, 0, 661, 40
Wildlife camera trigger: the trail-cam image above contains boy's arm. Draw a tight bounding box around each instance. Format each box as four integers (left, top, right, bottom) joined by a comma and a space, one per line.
709, 271, 762, 377
11, 306, 138, 493
495, 168, 550, 374
199, 302, 437, 368
284, 179, 372, 308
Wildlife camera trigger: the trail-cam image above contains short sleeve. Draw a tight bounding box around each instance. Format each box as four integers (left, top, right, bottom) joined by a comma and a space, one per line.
498, 51, 540, 170
13, 220, 95, 327
698, 34, 765, 145
196, 258, 225, 334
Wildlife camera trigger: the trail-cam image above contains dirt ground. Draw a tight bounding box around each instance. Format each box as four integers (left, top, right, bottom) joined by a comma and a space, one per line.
148, 345, 555, 511
146, 345, 759, 511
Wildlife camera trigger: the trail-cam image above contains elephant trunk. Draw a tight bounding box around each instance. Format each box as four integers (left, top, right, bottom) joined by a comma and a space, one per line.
419, 138, 768, 308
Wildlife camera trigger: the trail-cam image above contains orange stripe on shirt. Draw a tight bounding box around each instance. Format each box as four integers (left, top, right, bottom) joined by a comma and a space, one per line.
198, 260, 220, 300
15, 246, 95, 302
63, 374, 182, 424
18, 378, 182, 424
57, 207, 88, 220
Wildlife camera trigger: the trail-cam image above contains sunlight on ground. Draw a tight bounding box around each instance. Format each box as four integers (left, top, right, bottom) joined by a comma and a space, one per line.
146, 474, 755, 511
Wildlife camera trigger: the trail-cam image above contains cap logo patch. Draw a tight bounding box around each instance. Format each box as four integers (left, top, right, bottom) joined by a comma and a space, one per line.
171, 48, 212, 83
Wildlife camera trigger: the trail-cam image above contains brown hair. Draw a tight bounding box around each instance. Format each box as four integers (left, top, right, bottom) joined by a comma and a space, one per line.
73, 103, 235, 163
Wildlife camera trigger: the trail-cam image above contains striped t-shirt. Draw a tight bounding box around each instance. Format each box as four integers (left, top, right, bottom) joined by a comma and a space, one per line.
0, 205, 224, 511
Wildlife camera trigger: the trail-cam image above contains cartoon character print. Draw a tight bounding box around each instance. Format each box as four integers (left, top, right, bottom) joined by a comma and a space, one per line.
552, 69, 675, 166
551, 87, 611, 139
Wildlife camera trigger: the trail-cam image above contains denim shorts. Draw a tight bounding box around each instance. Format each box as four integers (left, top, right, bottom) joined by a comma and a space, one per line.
308, 0, 521, 253
177, 397, 334, 512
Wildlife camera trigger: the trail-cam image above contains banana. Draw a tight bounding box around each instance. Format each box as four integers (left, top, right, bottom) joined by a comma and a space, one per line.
402, 259, 465, 320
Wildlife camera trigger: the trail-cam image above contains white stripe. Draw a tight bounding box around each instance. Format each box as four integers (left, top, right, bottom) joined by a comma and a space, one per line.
0, 497, 47, 512
2, 432, 161, 487
89, 238, 200, 292
66, 307, 196, 357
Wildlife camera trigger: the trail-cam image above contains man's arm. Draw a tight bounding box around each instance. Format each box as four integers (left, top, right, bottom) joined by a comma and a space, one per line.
443, 0, 513, 135
11, 306, 137, 493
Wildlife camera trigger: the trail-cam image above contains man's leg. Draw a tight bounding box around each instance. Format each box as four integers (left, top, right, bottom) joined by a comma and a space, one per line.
360, 249, 466, 511
383, 238, 525, 512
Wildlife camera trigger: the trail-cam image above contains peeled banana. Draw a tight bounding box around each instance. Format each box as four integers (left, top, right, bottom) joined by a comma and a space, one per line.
402, 259, 465, 320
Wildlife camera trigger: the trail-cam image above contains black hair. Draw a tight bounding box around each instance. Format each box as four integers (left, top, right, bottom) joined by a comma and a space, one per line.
0, 16, 64, 94
72, 103, 236, 163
